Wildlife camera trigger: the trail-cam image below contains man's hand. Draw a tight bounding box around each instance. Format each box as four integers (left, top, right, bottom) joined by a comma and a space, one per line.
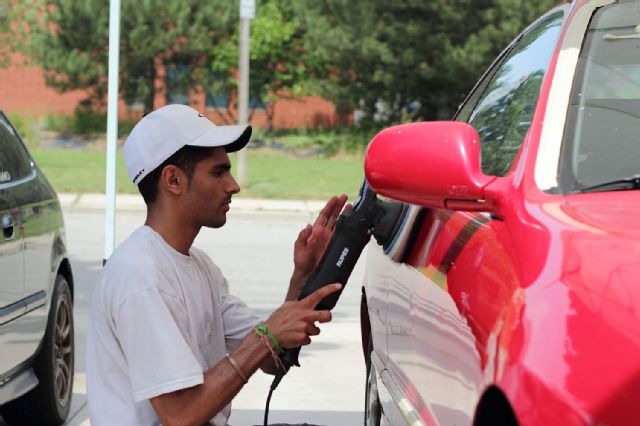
289, 194, 349, 298
266, 283, 342, 349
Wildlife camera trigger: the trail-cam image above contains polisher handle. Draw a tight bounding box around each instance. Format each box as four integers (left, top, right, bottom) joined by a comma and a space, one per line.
278, 214, 372, 370
298, 216, 372, 309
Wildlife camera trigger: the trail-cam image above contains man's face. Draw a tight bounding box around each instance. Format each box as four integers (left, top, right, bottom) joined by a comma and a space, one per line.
184, 147, 240, 228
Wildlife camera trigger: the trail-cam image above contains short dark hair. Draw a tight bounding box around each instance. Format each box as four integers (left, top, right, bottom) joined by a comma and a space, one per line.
137, 145, 215, 205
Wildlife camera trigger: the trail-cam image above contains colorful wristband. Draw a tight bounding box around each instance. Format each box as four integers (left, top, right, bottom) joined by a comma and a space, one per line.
255, 323, 281, 353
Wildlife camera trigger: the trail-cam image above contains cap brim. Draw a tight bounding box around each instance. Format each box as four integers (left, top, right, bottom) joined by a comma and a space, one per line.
189, 124, 252, 153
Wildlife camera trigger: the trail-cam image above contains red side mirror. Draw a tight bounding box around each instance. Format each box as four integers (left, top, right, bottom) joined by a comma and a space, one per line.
365, 121, 496, 211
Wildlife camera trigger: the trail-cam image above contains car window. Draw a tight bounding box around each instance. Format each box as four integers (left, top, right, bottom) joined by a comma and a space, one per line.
455, 48, 510, 124
558, 2, 640, 192
0, 113, 34, 185
464, 11, 564, 177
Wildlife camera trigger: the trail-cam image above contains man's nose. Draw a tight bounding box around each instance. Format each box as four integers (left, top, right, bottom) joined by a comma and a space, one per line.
227, 175, 240, 194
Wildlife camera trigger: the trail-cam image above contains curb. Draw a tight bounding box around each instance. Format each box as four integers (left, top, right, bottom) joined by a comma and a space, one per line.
58, 193, 327, 214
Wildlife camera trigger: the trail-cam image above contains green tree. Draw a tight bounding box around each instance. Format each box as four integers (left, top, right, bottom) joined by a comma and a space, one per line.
12, 0, 236, 114
209, 0, 315, 129
13, 1, 110, 104
0, 0, 13, 67
297, 0, 558, 125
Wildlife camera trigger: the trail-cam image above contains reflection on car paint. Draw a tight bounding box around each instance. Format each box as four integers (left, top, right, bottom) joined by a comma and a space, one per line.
370, 244, 483, 425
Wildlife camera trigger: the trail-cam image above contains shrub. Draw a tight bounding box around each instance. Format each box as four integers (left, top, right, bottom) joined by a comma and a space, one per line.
43, 114, 73, 133
43, 108, 137, 138
7, 112, 38, 149
72, 104, 106, 134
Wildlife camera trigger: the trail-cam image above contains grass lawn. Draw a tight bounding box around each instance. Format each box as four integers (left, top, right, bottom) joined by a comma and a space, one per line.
31, 148, 366, 200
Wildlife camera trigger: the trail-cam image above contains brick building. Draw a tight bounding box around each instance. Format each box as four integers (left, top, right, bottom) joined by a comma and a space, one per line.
0, 53, 341, 129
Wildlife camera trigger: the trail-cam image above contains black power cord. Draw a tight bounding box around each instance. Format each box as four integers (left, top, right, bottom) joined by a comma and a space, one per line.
263, 386, 274, 426
263, 371, 286, 426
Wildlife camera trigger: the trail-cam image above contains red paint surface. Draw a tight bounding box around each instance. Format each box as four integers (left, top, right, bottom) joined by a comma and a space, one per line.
363, 1, 640, 424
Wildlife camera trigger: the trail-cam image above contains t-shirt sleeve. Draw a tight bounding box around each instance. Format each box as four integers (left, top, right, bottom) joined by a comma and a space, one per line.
195, 250, 260, 351
221, 289, 260, 351
114, 287, 204, 401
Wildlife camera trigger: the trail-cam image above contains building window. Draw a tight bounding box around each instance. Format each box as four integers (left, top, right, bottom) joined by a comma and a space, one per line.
166, 63, 189, 105
250, 96, 266, 111
205, 92, 229, 109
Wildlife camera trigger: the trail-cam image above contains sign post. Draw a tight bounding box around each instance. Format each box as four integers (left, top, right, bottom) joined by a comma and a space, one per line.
237, 0, 255, 186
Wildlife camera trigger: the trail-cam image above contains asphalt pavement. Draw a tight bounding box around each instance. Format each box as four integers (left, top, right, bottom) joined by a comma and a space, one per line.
2, 193, 367, 426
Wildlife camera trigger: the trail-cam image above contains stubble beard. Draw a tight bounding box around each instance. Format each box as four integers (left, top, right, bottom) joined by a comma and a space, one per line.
202, 209, 227, 229
207, 217, 226, 229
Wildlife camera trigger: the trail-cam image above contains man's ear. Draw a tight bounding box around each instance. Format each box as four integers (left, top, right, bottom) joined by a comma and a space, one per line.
159, 165, 187, 196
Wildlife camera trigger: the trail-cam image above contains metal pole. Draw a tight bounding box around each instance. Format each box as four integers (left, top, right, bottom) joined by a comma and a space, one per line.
104, 0, 120, 264
237, 16, 250, 186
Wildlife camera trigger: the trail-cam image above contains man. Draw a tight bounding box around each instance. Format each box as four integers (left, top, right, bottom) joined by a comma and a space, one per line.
86, 104, 347, 426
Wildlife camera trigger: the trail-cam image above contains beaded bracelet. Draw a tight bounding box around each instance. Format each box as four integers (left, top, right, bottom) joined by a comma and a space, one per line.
255, 323, 281, 353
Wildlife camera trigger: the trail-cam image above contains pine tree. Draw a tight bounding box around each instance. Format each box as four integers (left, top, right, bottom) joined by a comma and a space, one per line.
297, 0, 558, 124
12, 0, 236, 114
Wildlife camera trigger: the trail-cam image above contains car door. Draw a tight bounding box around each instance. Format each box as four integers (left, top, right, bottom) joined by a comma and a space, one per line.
5, 113, 56, 317
377, 7, 567, 425
0, 114, 34, 375
0, 187, 23, 324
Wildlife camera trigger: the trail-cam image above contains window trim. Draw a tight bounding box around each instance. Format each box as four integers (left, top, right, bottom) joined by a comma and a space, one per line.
453, 43, 516, 122
0, 165, 37, 190
0, 112, 37, 190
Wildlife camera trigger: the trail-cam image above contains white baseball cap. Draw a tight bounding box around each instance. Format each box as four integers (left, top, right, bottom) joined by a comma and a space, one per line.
124, 104, 252, 185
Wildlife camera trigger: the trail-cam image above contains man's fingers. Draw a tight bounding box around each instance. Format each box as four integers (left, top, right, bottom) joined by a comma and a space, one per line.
325, 194, 348, 229
315, 310, 332, 323
314, 195, 339, 227
296, 309, 332, 325
307, 324, 321, 336
300, 224, 311, 236
303, 283, 343, 308
314, 194, 347, 227
297, 224, 312, 244
281, 332, 311, 349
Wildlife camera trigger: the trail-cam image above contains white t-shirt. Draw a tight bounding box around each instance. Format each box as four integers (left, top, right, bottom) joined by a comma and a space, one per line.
86, 226, 258, 426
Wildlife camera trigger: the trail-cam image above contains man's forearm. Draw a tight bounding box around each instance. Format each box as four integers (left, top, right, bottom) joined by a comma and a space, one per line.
150, 332, 270, 426
262, 275, 302, 375
150, 281, 342, 425
267, 271, 312, 376
286, 269, 307, 301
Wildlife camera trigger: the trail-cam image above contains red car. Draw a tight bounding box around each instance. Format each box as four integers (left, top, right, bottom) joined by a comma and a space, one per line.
360, 1, 640, 425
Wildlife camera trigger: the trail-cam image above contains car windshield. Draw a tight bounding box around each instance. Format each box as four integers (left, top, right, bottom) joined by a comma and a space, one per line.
558, 2, 640, 193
